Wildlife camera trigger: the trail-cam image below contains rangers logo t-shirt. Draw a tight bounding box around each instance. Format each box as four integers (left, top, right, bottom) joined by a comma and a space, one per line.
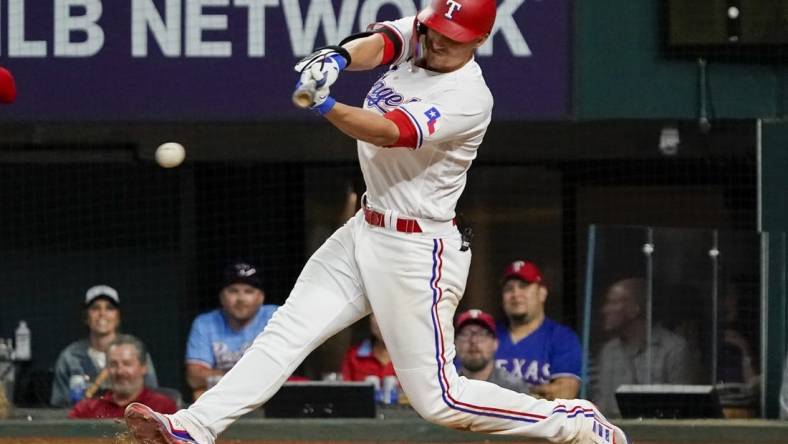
494, 317, 582, 386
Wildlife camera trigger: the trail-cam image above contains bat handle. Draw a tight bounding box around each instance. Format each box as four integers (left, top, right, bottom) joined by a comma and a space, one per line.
85, 368, 109, 399
292, 80, 316, 109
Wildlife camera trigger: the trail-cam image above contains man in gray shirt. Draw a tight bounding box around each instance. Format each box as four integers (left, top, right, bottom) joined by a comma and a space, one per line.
455, 309, 529, 394
593, 278, 694, 417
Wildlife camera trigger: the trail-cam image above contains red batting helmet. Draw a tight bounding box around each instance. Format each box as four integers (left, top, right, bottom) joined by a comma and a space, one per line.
416, 0, 497, 43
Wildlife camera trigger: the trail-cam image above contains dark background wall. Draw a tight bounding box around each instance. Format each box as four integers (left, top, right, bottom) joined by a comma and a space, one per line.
574, 0, 788, 119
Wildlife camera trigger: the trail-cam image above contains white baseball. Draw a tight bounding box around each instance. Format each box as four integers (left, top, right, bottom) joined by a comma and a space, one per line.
155, 142, 186, 168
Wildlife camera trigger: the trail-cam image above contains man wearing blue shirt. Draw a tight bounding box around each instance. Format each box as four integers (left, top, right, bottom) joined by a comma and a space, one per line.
185, 262, 278, 400
494, 260, 582, 400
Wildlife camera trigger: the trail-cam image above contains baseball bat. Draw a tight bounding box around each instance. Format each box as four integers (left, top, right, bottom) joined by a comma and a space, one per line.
85, 368, 109, 398
292, 80, 317, 109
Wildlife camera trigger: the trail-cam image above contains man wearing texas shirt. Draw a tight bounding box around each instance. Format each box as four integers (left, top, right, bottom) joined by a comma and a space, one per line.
494, 260, 581, 400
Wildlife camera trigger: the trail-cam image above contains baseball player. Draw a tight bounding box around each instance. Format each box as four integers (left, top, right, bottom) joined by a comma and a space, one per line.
124, 1, 628, 443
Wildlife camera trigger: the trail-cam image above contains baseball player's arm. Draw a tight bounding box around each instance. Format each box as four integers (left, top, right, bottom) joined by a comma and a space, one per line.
296, 29, 393, 88
342, 18, 409, 70
530, 377, 580, 400
342, 33, 386, 71
324, 103, 400, 146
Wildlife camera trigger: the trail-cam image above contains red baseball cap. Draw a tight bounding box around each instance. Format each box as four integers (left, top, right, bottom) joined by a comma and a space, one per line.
502, 260, 544, 285
456, 309, 496, 335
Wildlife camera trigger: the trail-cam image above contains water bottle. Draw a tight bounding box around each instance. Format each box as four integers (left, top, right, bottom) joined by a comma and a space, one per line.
14, 321, 31, 361
364, 375, 381, 403
68, 374, 87, 405
382, 375, 398, 405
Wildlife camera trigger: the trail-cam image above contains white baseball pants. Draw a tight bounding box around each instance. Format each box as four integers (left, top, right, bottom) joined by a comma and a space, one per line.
173, 211, 606, 444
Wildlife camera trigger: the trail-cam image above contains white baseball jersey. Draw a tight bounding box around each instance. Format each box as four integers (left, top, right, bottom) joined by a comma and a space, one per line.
360, 17, 492, 221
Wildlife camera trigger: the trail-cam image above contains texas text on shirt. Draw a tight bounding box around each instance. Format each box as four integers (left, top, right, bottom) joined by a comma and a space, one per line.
493, 318, 583, 387
360, 16, 493, 222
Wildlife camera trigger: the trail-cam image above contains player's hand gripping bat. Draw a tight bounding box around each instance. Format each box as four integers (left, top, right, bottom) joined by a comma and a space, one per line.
292, 46, 351, 109
292, 77, 324, 109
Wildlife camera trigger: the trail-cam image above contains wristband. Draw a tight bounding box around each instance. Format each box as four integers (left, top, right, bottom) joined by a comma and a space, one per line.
314, 97, 336, 116
329, 53, 348, 71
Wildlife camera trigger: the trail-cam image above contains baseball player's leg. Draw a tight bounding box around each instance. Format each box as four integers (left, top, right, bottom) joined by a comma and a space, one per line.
358, 230, 624, 444
172, 219, 371, 443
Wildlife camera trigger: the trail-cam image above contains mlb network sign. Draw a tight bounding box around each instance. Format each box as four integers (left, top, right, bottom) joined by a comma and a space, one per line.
0, 0, 569, 121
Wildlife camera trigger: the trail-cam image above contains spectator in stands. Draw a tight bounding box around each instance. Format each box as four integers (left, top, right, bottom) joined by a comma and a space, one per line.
51, 285, 159, 407
69, 335, 176, 419
455, 309, 529, 393
341, 314, 395, 382
781, 353, 788, 420
186, 262, 277, 400
594, 277, 694, 417
494, 260, 582, 399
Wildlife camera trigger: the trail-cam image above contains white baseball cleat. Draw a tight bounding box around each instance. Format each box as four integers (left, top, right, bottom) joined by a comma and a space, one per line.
124, 402, 200, 444
572, 410, 630, 444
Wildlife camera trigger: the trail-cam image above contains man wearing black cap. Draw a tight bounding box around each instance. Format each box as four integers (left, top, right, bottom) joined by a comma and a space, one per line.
185, 262, 278, 400
51, 285, 159, 407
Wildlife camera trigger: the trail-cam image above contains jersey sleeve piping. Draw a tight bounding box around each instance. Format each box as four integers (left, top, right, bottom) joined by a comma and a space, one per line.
397, 106, 424, 148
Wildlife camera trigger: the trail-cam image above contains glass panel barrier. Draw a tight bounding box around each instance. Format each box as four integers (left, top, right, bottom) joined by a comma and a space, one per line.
583, 225, 649, 417
583, 225, 778, 419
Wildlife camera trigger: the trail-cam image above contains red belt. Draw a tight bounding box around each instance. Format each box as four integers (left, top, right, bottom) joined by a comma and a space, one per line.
363, 207, 423, 233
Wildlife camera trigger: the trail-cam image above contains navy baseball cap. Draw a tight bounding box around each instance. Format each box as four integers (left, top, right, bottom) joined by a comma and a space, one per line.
222, 262, 263, 290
